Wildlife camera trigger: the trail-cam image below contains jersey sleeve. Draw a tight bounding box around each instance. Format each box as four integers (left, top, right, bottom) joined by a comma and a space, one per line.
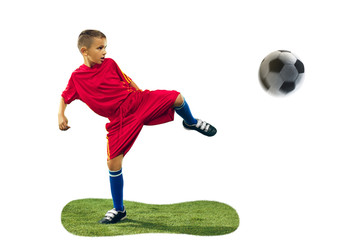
61, 75, 79, 104
123, 73, 133, 83
112, 59, 132, 84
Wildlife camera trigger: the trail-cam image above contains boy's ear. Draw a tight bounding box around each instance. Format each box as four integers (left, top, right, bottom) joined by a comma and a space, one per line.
80, 47, 88, 55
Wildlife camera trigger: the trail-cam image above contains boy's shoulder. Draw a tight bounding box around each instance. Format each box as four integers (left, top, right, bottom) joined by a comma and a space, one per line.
72, 58, 117, 74
106, 57, 116, 63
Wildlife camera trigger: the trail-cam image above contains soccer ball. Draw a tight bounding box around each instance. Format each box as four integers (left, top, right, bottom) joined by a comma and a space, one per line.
259, 50, 305, 95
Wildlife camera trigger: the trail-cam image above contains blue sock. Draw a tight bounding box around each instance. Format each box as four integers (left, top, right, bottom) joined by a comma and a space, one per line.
174, 99, 197, 125
109, 169, 124, 212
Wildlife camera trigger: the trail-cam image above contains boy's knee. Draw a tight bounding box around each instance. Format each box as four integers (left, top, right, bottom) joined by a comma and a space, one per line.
107, 154, 124, 171
173, 93, 184, 108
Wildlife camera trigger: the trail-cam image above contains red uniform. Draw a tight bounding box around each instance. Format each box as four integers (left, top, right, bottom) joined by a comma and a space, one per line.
62, 58, 179, 159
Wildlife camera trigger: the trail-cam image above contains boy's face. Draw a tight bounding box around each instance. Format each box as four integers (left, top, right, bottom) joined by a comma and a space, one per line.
82, 37, 107, 67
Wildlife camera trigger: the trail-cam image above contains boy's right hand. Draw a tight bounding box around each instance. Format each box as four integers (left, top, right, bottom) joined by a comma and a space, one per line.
58, 114, 71, 131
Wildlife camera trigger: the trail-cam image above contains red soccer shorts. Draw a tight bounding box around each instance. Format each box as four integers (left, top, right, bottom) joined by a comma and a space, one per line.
106, 90, 180, 160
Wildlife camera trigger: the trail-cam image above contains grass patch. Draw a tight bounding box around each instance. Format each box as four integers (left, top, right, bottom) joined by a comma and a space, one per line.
61, 199, 239, 236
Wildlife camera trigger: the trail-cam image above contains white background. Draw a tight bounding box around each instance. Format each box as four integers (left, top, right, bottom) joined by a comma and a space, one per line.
1, 0, 360, 239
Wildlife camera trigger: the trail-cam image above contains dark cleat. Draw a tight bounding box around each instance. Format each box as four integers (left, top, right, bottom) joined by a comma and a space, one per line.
183, 119, 217, 137
98, 208, 127, 224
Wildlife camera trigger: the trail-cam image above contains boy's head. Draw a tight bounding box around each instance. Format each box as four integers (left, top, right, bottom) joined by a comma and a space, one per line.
78, 30, 106, 52
78, 30, 107, 67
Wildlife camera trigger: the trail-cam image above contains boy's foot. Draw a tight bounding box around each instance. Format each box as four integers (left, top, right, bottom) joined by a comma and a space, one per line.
98, 208, 127, 224
183, 119, 217, 137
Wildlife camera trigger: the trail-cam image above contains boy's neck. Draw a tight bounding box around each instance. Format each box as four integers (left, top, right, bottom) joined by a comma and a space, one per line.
83, 56, 95, 68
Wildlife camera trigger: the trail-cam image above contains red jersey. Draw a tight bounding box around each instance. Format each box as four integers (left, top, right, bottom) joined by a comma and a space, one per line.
61, 58, 137, 119
62, 58, 179, 159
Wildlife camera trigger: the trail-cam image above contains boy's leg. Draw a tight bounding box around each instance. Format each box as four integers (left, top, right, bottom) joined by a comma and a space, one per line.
174, 94, 217, 137
108, 155, 124, 212
173, 94, 197, 125
107, 154, 124, 171
99, 154, 127, 224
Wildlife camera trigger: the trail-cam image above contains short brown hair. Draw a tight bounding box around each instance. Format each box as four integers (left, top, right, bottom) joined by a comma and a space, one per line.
77, 30, 106, 52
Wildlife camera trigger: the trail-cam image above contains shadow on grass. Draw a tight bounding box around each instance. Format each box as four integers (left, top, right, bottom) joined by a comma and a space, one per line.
61, 199, 239, 237
121, 218, 237, 236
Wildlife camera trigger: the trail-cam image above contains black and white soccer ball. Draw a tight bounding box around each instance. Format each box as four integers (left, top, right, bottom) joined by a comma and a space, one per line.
259, 50, 305, 95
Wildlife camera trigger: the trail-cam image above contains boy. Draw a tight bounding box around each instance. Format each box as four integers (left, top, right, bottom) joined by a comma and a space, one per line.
58, 30, 216, 224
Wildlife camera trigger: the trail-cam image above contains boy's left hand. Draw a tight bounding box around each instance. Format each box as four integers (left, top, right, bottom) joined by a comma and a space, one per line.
58, 114, 71, 131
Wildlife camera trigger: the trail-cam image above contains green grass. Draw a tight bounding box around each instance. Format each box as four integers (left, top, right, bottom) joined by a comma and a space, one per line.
61, 198, 239, 236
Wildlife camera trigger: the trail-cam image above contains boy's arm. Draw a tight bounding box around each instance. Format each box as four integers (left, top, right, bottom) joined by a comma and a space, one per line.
130, 80, 140, 91
58, 97, 70, 131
